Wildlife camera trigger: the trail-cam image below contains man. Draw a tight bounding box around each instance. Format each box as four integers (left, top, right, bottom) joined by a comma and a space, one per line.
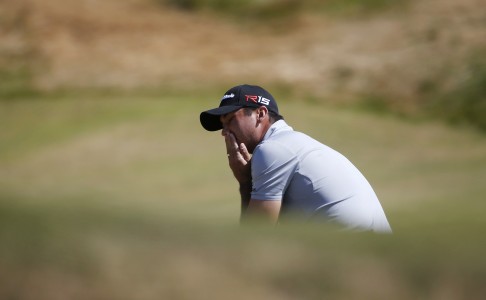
200, 84, 392, 232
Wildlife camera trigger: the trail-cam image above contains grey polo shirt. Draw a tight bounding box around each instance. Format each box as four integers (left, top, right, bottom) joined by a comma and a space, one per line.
251, 120, 391, 233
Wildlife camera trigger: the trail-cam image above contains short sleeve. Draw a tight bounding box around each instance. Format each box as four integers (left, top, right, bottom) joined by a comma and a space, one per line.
251, 141, 298, 200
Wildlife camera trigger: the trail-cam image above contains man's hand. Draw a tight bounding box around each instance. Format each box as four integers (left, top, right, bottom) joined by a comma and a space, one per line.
222, 130, 281, 225
223, 130, 252, 184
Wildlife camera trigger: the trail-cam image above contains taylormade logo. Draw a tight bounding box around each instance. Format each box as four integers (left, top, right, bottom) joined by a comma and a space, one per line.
221, 93, 235, 101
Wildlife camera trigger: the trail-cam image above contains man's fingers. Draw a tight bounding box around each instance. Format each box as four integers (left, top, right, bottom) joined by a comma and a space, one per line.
223, 131, 231, 148
240, 143, 251, 161
224, 132, 239, 153
222, 132, 251, 183
223, 133, 250, 165
228, 133, 238, 148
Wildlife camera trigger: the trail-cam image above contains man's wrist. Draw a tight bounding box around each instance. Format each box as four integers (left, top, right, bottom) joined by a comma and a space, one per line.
239, 182, 252, 198
239, 181, 252, 212
239, 182, 252, 189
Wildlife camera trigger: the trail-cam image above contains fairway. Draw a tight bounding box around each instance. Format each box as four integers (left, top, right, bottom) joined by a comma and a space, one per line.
1, 92, 486, 299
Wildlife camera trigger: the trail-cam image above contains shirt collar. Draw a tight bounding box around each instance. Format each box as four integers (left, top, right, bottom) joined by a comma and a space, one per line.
262, 120, 293, 141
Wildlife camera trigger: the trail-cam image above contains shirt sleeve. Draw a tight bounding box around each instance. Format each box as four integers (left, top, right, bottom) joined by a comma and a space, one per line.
251, 141, 298, 200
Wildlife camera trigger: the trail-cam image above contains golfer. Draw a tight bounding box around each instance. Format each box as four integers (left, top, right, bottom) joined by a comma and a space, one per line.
200, 84, 391, 232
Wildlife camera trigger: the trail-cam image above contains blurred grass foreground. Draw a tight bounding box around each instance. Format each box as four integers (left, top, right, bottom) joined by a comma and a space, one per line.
1, 0, 486, 299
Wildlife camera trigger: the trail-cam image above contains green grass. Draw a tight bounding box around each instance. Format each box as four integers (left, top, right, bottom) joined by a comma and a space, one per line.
1, 91, 486, 299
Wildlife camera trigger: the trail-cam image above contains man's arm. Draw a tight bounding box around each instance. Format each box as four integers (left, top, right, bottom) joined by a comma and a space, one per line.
223, 131, 282, 224
239, 182, 281, 224
243, 199, 281, 224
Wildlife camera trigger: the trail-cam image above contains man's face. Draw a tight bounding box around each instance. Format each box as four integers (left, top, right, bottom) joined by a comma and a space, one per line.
220, 108, 259, 153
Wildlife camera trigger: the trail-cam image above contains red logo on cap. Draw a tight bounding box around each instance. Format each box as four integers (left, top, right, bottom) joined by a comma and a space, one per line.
245, 95, 270, 106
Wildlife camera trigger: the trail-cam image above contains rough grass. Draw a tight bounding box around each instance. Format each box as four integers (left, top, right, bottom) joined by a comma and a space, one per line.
2, 0, 484, 130
1, 91, 486, 299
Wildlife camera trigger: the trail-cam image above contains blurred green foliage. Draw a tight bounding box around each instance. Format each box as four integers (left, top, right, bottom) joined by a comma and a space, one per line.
430, 56, 486, 131
0, 67, 39, 99
161, 0, 407, 18
346, 52, 486, 132
1, 198, 486, 300
162, 0, 301, 19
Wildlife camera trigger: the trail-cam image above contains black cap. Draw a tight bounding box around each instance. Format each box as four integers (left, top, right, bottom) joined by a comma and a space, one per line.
200, 84, 280, 131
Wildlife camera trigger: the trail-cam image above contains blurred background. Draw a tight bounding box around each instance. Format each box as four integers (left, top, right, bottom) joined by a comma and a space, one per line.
1, 0, 485, 299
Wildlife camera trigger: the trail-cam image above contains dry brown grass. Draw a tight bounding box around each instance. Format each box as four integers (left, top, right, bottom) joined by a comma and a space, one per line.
1, 0, 484, 105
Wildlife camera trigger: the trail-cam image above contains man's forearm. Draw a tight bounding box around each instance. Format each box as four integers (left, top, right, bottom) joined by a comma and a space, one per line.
239, 182, 252, 217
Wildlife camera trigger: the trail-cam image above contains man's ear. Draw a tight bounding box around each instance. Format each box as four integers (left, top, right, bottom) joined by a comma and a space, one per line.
257, 106, 268, 122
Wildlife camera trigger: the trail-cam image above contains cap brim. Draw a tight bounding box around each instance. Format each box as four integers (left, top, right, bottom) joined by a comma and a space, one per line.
200, 105, 243, 131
